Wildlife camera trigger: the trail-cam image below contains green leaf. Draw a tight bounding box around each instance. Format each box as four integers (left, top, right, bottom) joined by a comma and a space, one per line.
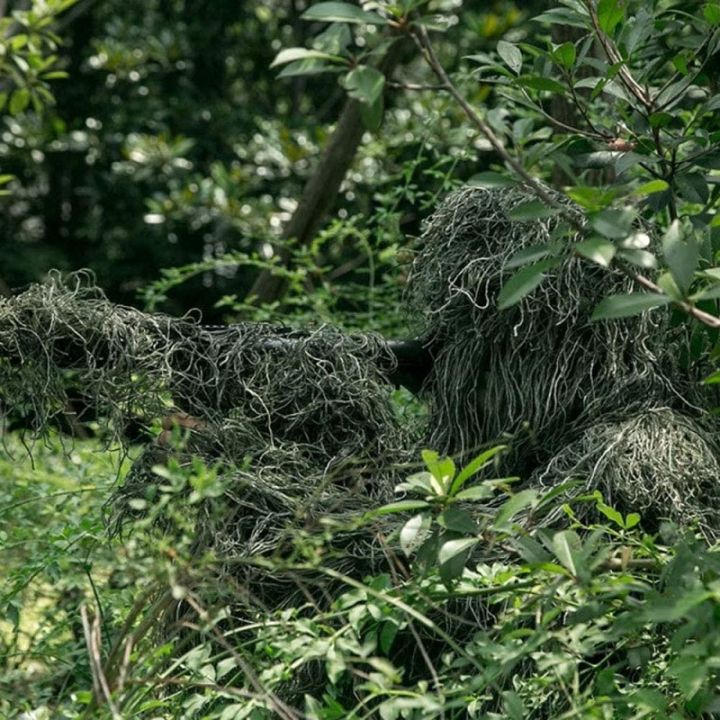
379, 620, 399, 654
468, 171, 515, 189
493, 489, 539, 529
400, 513, 432, 556
271, 47, 345, 68
575, 237, 616, 267
625, 513, 641, 529
508, 200, 560, 221
503, 691, 526, 720
649, 111, 674, 128
533, 8, 587, 28
454, 485, 496, 502
9, 88, 30, 115
553, 41, 576, 69
497, 259, 559, 310
657, 271, 682, 300
635, 179, 669, 196
518, 76, 566, 94
662, 220, 698, 293
552, 529, 583, 576
360, 94, 384, 131
591, 207, 636, 239
366, 500, 430, 518
277, 58, 338, 78
676, 173, 709, 204
313, 21, 352, 54
439, 506, 478, 534
438, 539, 477, 564
438, 538, 478, 583
591, 293, 670, 321
595, 499, 624, 527
617, 248, 657, 269
702, 369, 720, 384
506, 243, 561, 269
513, 534, 552, 564
704, 2, 720, 25
421, 449, 455, 492
566, 185, 616, 211
597, 0, 625, 35
670, 655, 708, 699
497, 40, 522, 74
343, 65, 385, 105
396, 471, 435, 496
301, 2, 385, 24
450, 445, 506, 495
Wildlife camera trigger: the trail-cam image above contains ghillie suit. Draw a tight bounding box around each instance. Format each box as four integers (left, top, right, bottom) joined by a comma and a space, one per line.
407, 186, 720, 537
0, 272, 414, 610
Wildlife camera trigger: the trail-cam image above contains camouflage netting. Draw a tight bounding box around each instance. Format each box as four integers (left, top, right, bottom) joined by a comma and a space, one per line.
0, 271, 414, 607
407, 185, 720, 536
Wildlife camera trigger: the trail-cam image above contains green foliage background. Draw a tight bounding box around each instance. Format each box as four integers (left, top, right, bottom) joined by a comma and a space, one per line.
5, 0, 720, 718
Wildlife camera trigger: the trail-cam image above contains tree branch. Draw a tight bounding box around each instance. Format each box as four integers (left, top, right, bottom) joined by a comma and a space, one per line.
412, 25, 720, 331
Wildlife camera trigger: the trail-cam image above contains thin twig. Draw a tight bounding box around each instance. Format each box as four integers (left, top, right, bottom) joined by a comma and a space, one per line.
81, 604, 121, 719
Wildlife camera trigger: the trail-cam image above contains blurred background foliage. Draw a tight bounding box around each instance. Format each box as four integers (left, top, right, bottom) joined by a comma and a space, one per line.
0, 0, 540, 324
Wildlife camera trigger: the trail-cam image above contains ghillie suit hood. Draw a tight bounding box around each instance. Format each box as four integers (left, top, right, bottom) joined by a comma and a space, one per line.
406, 186, 720, 535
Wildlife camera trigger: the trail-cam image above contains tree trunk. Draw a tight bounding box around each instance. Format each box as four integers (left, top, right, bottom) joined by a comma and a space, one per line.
247, 38, 407, 305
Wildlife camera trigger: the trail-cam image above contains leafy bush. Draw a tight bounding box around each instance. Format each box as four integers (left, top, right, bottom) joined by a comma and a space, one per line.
7, 1, 720, 718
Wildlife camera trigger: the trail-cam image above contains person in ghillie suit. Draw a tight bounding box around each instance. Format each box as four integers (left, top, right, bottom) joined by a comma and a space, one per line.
2, 184, 720, 579
406, 185, 720, 538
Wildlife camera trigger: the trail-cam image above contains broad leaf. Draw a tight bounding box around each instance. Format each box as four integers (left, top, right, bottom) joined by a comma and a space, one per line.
506, 243, 562, 269
366, 500, 430, 518
454, 485, 496, 501
591, 293, 670, 321
635, 179, 669, 196
271, 47, 345, 68
497, 259, 559, 310
519, 76, 566, 94
662, 220, 698, 293
553, 42, 576, 69
497, 40, 522, 74
468, 171, 515, 189
343, 65, 385, 105
591, 207, 636, 239
400, 513, 432, 556
9, 88, 30, 115
552, 530, 583, 576
360, 94, 384, 131
301, 2, 385, 25
507, 200, 560, 221
450, 445, 506, 495
598, 0, 625, 35
617, 248, 657, 268
421, 449, 455, 494
438, 538, 478, 583
705, 2, 720, 25
595, 499, 624, 527
439, 506, 478, 534
575, 237, 616, 267
493, 489, 539, 529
